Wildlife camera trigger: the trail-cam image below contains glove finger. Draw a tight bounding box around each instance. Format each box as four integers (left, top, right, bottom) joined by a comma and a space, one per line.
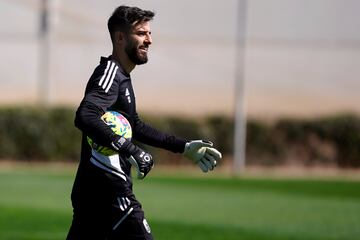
127, 156, 146, 180
205, 147, 222, 160
137, 172, 145, 180
201, 157, 214, 171
127, 156, 139, 168
198, 160, 208, 173
201, 140, 214, 146
204, 154, 217, 168
191, 140, 213, 148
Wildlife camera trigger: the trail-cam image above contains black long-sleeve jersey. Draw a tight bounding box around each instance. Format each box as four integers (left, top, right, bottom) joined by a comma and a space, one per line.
74, 56, 187, 181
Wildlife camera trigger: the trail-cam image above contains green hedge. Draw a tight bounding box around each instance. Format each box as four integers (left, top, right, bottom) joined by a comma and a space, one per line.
273, 115, 360, 167
0, 107, 359, 168
0, 107, 80, 161
245, 114, 360, 168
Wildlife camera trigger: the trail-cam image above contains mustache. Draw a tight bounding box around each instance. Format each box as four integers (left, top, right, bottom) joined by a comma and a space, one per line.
139, 43, 150, 49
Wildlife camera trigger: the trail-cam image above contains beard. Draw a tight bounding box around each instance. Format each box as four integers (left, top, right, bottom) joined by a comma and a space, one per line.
125, 38, 148, 65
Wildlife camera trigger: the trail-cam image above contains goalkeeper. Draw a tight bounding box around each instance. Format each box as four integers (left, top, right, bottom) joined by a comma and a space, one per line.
66, 5, 222, 240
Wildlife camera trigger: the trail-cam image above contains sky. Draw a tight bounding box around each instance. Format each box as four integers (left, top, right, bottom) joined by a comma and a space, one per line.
0, 0, 359, 118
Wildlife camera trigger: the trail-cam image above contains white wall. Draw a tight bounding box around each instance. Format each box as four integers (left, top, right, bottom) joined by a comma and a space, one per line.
0, 0, 359, 118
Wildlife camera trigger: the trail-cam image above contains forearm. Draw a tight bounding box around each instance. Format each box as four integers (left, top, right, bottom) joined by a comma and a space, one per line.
132, 116, 187, 153
75, 100, 117, 146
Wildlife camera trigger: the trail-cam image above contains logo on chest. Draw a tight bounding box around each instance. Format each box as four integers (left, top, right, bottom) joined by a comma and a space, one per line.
125, 88, 131, 103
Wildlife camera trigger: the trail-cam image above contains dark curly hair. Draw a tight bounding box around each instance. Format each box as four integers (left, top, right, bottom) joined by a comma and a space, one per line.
108, 5, 155, 42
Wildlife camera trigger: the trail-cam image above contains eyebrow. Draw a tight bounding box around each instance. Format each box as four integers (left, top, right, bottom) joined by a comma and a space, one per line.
132, 23, 150, 32
134, 29, 151, 34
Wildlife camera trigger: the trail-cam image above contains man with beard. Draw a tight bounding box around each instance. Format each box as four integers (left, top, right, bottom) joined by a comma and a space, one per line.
67, 5, 222, 240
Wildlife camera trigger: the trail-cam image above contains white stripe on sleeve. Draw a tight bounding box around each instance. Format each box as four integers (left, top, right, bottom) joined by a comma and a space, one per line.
102, 62, 115, 89
98, 61, 111, 86
105, 66, 118, 93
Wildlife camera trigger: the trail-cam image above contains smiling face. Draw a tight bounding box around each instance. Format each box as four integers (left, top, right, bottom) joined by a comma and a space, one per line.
124, 21, 152, 65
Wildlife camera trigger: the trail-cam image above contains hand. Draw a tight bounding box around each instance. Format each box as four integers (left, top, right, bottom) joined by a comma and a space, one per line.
112, 136, 154, 179
183, 140, 222, 172
126, 150, 154, 180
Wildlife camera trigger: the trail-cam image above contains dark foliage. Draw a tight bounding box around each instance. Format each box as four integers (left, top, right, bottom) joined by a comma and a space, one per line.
0, 107, 359, 168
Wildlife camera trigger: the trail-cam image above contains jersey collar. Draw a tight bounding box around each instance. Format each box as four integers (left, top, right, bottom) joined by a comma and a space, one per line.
100, 56, 130, 77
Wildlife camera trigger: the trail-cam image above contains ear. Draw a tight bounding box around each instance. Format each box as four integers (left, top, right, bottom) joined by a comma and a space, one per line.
114, 31, 126, 45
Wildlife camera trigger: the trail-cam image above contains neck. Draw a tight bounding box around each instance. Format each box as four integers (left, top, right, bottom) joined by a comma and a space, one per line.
112, 49, 135, 74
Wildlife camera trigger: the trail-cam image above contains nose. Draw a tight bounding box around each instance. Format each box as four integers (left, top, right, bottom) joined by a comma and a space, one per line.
145, 33, 152, 45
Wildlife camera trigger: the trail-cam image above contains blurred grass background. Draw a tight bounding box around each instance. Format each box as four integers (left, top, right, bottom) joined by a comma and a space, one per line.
0, 164, 359, 240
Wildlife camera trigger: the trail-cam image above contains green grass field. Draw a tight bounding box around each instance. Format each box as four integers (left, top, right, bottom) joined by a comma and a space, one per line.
0, 165, 360, 240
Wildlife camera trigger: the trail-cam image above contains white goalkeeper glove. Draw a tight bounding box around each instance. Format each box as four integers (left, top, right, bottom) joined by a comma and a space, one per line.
183, 140, 222, 172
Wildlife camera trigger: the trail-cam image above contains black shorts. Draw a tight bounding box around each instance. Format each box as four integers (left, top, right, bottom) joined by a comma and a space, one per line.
67, 160, 153, 240
67, 200, 153, 240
